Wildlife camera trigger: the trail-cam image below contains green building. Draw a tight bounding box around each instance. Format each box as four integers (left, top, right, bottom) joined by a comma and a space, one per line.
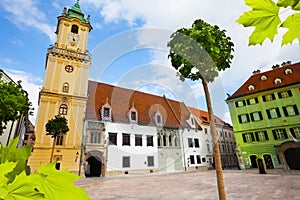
226, 61, 300, 170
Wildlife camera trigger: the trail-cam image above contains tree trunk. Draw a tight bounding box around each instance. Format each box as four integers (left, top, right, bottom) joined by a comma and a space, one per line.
202, 79, 226, 200
50, 136, 57, 163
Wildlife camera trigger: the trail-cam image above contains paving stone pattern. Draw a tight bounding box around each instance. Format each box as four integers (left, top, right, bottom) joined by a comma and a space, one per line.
75, 170, 300, 200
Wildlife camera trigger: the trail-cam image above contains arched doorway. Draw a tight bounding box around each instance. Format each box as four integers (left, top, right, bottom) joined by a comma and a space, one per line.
86, 156, 102, 177
250, 155, 258, 168
263, 154, 274, 169
284, 148, 300, 170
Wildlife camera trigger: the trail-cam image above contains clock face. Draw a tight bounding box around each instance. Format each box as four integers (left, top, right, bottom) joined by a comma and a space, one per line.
68, 33, 79, 43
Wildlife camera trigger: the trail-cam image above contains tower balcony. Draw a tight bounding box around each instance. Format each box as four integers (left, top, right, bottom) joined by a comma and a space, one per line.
47, 46, 91, 62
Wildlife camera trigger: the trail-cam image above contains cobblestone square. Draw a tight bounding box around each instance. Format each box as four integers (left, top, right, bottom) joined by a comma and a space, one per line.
75, 169, 300, 200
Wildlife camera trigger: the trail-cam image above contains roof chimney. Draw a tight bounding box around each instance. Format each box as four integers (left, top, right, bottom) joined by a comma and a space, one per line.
252, 69, 260, 74
272, 64, 280, 69
281, 61, 291, 67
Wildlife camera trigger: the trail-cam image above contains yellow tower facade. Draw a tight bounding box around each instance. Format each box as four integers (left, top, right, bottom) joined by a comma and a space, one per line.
29, 1, 92, 174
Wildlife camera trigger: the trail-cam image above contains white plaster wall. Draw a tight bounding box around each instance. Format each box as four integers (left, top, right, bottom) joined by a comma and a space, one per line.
105, 122, 158, 171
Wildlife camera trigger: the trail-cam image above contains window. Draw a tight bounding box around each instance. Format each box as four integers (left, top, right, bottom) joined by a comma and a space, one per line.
290, 127, 300, 139
90, 132, 101, 144
147, 135, 154, 147
196, 155, 201, 164
274, 78, 282, 84
147, 156, 154, 167
272, 129, 288, 140
229, 132, 231, 138
242, 132, 255, 143
250, 111, 263, 121
261, 75, 267, 81
131, 111, 136, 121
103, 107, 110, 117
108, 133, 117, 145
248, 85, 255, 91
191, 118, 195, 125
278, 90, 292, 99
235, 100, 246, 107
71, 24, 78, 34
163, 135, 167, 146
204, 128, 208, 134
56, 135, 64, 145
247, 97, 258, 105
224, 132, 227, 137
156, 115, 161, 124
135, 134, 142, 146
262, 93, 276, 102
169, 136, 172, 146
285, 68, 292, 74
238, 114, 250, 123
207, 143, 211, 152
194, 138, 200, 148
122, 133, 130, 146
65, 65, 73, 73
59, 104, 67, 115
63, 83, 69, 93
283, 105, 299, 116
188, 138, 193, 148
266, 108, 281, 119
254, 131, 269, 141
122, 156, 130, 168
189, 155, 195, 165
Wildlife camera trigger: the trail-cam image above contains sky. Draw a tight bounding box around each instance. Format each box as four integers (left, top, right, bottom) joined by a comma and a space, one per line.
1, 0, 300, 125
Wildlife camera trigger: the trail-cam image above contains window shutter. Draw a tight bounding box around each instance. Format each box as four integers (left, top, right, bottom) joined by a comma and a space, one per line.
242, 134, 246, 143
264, 131, 269, 140
246, 99, 250, 105
251, 133, 255, 142
258, 111, 263, 120
262, 96, 266, 102
238, 115, 242, 123
278, 92, 282, 99
235, 102, 239, 107
282, 107, 288, 116
272, 130, 278, 140
282, 129, 288, 139
289, 128, 296, 138
276, 108, 281, 117
288, 90, 292, 97
246, 114, 250, 122
255, 97, 259, 103
293, 105, 299, 115
250, 113, 254, 121
255, 132, 259, 141
271, 94, 275, 100
266, 110, 271, 119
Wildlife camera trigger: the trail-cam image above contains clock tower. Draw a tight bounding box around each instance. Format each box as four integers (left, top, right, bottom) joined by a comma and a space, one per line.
29, 1, 92, 174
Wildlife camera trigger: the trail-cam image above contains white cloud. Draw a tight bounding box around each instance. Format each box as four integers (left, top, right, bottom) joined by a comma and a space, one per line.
1, 0, 56, 42
4, 69, 42, 125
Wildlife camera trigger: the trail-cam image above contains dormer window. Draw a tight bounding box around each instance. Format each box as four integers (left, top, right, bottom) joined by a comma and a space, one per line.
274, 78, 282, 84
101, 102, 112, 121
260, 75, 267, 81
71, 24, 78, 34
128, 104, 138, 123
154, 111, 163, 126
248, 85, 255, 91
285, 68, 292, 74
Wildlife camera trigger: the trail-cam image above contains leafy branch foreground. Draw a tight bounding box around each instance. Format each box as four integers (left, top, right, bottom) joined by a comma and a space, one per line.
0, 138, 89, 200
237, 0, 300, 46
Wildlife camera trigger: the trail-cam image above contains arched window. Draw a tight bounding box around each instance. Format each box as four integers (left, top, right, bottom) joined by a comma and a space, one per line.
59, 104, 67, 115
71, 24, 78, 34
63, 82, 69, 93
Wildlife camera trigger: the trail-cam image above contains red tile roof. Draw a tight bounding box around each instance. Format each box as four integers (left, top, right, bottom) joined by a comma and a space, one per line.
227, 62, 300, 100
86, 81, 229, 128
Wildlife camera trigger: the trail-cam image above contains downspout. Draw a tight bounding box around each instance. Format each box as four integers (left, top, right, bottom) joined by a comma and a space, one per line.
79, 118, 87, 176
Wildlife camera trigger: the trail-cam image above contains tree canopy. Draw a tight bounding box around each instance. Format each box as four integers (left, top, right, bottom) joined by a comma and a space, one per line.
167, 19, 234, 82
46, 115, 69, 138
237, 0, 300, 46
0, 74, 32, 135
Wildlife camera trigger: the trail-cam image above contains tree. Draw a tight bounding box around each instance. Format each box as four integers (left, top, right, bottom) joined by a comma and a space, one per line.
237, 0, 300, 46
46, 115, 69, 163
0, 74, 32, 135
168, 19, 234, 200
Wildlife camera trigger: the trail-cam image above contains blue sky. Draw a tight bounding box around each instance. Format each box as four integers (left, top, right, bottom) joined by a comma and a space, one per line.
1, 0, 300, 125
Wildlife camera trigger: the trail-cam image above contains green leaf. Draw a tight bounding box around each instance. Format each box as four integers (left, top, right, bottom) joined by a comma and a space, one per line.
237, 0, 281, 45
281, 13, 300, 45
0, 172, 44, 200
277, 0, 300, 9
0, 162, 17, 186
36, 163, 90, 200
